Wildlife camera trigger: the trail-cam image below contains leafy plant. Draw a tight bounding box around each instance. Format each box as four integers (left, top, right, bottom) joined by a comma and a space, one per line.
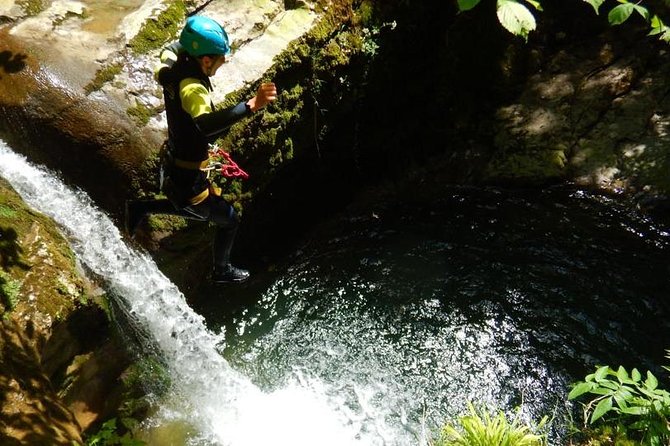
568, 365, 670, 446
435, 402, 548, 446
86, 418, 145, 446
456, 0, 670, 43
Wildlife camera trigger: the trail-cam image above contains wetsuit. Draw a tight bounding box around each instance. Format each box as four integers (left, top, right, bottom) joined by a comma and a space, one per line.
137, 43, 251, 273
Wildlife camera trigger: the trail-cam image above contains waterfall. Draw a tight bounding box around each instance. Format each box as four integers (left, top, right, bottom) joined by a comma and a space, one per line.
0, 141, 374, 445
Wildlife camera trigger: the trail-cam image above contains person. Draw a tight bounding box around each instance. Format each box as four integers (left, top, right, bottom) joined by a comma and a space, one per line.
125, 15, 277, 283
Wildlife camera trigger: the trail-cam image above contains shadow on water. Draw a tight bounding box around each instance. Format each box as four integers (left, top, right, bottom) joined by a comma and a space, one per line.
0, 50, 28, 78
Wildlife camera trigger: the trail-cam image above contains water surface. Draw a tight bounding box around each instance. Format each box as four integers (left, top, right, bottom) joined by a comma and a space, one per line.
2, 141, 669, 445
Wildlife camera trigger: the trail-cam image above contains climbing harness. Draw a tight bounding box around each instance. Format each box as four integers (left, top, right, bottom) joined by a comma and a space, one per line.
158, 141, 249, 207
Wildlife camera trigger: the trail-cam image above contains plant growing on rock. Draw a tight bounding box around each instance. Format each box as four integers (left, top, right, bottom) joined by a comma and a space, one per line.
568, 364, 670, 446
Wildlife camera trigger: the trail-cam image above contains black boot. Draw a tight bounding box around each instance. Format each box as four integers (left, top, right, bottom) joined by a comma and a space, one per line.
212, 225, 248, 283
124, 200, 146, 236
212, 264, 250, 283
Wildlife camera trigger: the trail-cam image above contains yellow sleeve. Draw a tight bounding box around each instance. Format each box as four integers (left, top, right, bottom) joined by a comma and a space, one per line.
179, 78, 213, 118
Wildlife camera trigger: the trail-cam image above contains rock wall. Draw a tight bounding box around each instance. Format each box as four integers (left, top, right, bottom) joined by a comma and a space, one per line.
0, 176, 137, 442
487, 21, 670, 198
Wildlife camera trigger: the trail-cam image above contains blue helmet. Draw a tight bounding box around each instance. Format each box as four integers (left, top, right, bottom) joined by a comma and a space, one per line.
179, 16, 231, 57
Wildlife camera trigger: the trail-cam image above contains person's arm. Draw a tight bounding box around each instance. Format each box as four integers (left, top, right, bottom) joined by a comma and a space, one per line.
181, 80, 278, 139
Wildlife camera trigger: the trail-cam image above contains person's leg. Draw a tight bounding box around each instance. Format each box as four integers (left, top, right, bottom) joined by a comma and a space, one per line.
125, 198, 206, 236
187, 195, 249, 283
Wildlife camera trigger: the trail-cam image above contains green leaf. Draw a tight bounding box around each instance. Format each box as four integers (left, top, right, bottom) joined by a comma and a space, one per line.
633, 4, 650, 21
457, 0, 481, 12
631, 368, 642, 382
594, 365, 610, 382
652, 399, 663, 412
599, 380, 619, 391
651, 15, 664, 29
613, 387, 634, 409
619, 405, 645, 415
639, 386, 660, 400
496, 0, 537, 40
569, 381, 595, 400
591, 397, 613, 423
616, 366, 630, 383
583, 0, 605, 14
608, 3, 635, 25
590, 387, 615, 396
646, 371, 659, 390
524, 0, 542, 11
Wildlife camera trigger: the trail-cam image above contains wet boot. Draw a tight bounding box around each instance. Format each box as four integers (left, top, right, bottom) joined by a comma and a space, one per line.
212, 226, 249, 283
212, 264, 250, 283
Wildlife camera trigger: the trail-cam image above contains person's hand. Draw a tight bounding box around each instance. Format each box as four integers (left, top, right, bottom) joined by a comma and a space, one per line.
247, 82, 277, 112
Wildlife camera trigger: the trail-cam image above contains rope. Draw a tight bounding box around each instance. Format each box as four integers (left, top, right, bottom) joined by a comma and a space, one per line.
207, 147, 249, 180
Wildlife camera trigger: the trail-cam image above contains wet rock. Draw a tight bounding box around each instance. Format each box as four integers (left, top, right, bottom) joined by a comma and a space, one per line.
1, 0, 319, 217
0, 318, 84, 445
0, 177, 93, 443
487, 28, 670, 198
0, 30, 160, 214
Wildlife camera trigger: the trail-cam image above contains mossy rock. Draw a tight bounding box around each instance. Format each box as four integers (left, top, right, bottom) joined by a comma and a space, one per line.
484, 146, 569, 184
0, 177, 89, 323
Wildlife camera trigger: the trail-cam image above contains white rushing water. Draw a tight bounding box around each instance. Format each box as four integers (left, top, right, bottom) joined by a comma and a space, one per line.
0, 142, 380, 445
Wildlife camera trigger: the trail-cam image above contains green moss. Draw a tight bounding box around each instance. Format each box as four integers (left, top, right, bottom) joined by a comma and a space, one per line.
53, 10, 85, 28
569, 425, 639, 446
354, 0, 375, 26
17, 0, 45, 16
146, 214, 188, 233
283, 137, 294, 160
257, 127, 279, 148
0, 271, 21, 313
84, 62, 123, 95
127, 101, 154, 127
0, 179, 88, 319
128, 2, 188, 55
485, 146, 568, 183
617, 141, 670, 193
0, 204, 16, 218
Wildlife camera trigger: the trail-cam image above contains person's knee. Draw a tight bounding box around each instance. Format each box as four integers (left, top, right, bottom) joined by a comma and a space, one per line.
210, 199, 239, 227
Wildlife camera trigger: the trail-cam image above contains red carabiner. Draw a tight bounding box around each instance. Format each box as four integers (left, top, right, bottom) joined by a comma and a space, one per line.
212, 148, 249, 180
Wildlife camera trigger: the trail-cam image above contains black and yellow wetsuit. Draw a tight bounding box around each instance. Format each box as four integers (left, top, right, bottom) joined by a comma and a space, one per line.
159, 42, 250, 206
126, 43, 252, 281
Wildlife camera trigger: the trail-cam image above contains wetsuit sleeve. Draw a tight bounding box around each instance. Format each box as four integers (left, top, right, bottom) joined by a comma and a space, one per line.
179, 78, 251, 139
192, 102, 251, 139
